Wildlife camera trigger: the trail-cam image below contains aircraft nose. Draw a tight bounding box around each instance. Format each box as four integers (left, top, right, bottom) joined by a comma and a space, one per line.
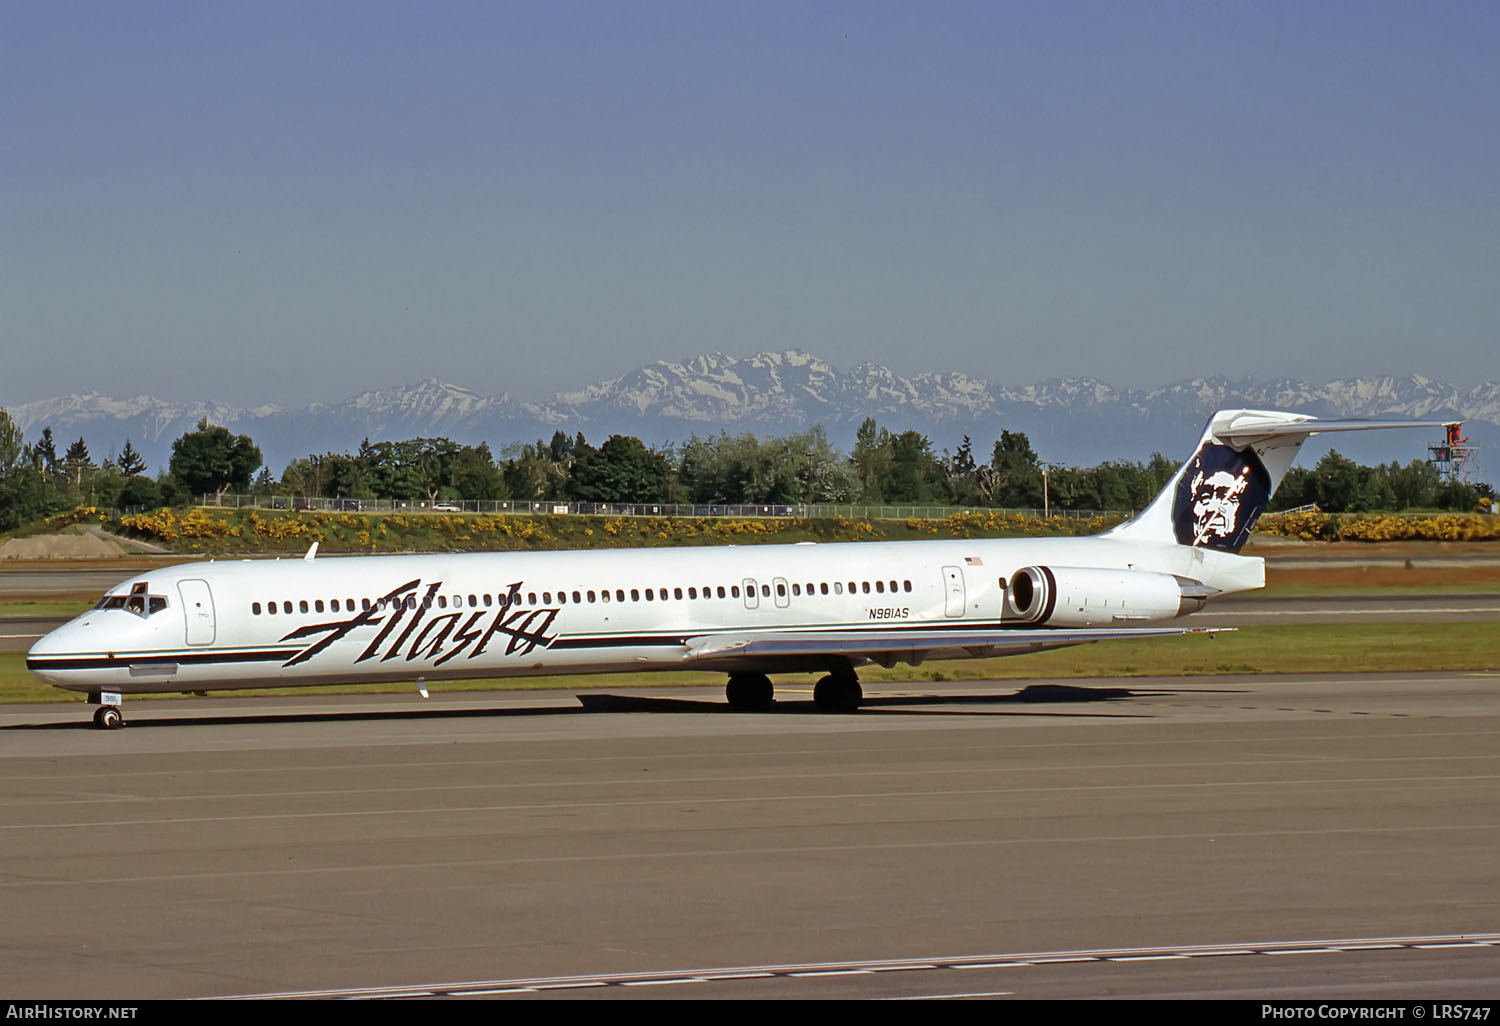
26, 616, 106, 668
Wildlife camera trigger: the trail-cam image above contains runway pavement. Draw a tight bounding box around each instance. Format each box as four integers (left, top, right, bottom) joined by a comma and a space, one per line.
2, 671, 1496, 999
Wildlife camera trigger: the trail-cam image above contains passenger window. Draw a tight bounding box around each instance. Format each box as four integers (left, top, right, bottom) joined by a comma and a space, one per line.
572, 591, 581, 604
252, 602, 262, 615
645, 588, 654, 601
834, 582, 843, 595
601, 590, 610, 603
731, 586, 740, 598
674, 587, 683, 600
630, 589, 640, 602
283, 601, 293, 614
616, 589, 625, 602
315, 599, 325, 612
875, 581, 884, 593
688, 587, 697, 600
717, 586, 726, 598
820, 583, 829, 595
266, 601, 276, 615
904, 580, 912, 592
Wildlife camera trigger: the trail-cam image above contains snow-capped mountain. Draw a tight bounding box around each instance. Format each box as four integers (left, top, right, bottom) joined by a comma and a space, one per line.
6, 351, 1497, 476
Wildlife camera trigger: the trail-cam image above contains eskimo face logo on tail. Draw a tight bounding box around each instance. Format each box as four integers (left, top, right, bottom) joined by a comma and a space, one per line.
1172, 443, 1270, 552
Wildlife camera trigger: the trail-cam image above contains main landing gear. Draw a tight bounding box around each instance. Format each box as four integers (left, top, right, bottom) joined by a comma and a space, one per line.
813, 672, 862, 713
723, 671, 863, 713
725, 673, 775, 711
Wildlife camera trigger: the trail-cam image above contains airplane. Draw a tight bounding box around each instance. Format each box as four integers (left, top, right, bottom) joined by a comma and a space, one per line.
28, 408, 1439, 728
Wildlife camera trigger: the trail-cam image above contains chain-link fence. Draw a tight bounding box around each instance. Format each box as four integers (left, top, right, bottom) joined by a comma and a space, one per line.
197, 494, 1124, 520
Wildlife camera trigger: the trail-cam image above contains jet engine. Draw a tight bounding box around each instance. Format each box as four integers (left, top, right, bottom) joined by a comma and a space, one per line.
1002, 565, 1214, 627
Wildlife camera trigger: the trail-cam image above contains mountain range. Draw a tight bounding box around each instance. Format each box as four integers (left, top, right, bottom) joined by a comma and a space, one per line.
6, 350, 1496, 478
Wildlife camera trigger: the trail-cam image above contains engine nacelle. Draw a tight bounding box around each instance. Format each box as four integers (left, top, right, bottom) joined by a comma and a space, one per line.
1002, 565, 1212, 627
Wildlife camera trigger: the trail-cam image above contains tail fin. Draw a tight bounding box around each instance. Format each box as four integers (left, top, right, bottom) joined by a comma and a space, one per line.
1105, 409, 1441, 554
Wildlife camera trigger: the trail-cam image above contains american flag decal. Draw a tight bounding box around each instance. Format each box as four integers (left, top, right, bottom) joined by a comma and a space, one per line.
964, 556, 983, 566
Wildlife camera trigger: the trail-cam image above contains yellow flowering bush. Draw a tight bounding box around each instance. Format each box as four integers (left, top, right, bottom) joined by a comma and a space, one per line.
1255, 511, 1500, 542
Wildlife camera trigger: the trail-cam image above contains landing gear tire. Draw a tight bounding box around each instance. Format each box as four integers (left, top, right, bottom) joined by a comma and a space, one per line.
813, 674, 862, 713
725, 673, 775, 711
93, 705, 125, 730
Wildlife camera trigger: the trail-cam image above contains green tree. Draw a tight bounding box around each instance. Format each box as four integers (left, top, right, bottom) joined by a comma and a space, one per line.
568, 435, 671, 502
449, 443, 504, 500
1309, 450, 1366, 512
169, 419, 263, 503
990, 431, 1043, 507
62, 437, 94, 495
0, 409, 25, 479
849, 418, 893, 502
117, 438, 148, 477
885, 430, 941, 503
34, 427, 59, 479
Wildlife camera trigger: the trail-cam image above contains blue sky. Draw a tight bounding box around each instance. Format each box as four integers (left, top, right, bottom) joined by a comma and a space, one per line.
4, 1, 1497, 405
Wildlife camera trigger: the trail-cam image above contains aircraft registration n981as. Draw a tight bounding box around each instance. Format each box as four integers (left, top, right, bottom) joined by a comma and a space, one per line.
28, 409, 1437, 728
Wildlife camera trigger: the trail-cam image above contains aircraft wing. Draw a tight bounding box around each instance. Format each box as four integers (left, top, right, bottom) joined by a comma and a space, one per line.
682, 625, 1224, 669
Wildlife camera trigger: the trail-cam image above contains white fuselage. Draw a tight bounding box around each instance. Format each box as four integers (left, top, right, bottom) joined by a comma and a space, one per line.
27, 535, 1263, 696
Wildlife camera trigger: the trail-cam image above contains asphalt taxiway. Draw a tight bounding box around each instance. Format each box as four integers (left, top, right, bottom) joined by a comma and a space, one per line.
2, 671, 1496, 999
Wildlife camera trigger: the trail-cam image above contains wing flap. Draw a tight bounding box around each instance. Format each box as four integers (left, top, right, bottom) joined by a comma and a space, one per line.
683, 626, 1223, 666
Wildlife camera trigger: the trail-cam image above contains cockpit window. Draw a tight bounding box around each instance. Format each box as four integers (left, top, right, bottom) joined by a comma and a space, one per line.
96, 583, 170, 619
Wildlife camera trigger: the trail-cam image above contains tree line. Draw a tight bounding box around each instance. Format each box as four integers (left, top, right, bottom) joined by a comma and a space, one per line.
0, 407, 1491, 533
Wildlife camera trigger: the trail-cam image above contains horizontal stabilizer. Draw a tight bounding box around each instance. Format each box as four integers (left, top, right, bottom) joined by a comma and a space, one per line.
1211, 414, 1445, 447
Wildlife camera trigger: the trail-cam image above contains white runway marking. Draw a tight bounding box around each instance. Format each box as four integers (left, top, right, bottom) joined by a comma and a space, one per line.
208, 932, 1500, 1000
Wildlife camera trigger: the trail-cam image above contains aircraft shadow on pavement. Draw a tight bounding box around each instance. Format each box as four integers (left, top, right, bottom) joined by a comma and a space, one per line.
576, 683, 1180, 717
5, 682, 1244, 730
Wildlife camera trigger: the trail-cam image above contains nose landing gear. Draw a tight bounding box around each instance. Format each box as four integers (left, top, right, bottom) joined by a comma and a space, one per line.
89, 691, 125, 730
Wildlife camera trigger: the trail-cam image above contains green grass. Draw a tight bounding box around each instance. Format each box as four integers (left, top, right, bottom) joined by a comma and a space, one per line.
6, 622, 1495, 704
0, 597, 98, 618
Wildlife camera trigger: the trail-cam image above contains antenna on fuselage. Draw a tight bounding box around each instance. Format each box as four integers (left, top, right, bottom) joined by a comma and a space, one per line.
304, 541, 318, 562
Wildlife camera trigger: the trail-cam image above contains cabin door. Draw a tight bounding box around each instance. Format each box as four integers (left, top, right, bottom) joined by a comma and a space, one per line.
941, 565, 966, 618
178, 579, 217, 646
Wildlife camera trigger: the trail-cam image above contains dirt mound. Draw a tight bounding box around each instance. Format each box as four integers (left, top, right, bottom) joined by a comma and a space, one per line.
0, 530, 128, 559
